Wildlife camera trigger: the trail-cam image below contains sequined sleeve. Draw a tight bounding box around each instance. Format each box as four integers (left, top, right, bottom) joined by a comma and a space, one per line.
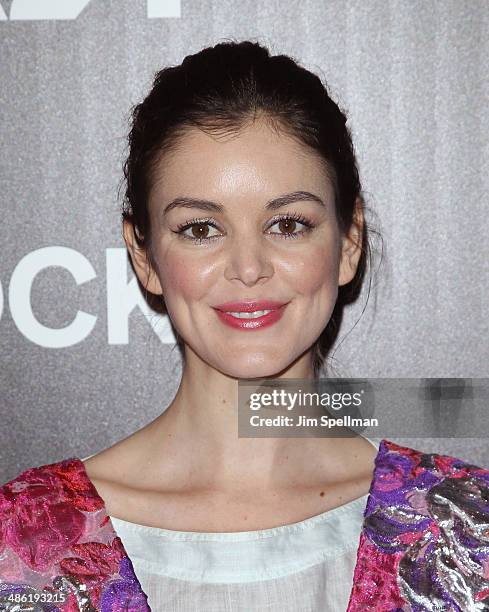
0, 458, 150, 611
347, 439, 489, 611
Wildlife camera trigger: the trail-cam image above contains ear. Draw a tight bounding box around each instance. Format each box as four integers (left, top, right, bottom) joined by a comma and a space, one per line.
338, 197, 364, 287
123, 219, 163, 295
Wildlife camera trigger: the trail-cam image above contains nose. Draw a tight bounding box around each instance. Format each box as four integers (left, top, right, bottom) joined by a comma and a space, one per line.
223, 233, 274, 287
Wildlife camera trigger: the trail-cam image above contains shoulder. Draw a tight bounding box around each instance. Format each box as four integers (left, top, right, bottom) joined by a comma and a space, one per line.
1, 456, 104, 513
367, 438, 489, 526
373, 437, 489, 487
0, 458, 150, 610
0, 457, 108, 574
349, 439, 489, 609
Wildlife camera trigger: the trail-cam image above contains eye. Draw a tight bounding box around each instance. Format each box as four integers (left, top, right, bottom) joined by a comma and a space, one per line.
267, 213, 314, 239
175, 219, 222, 243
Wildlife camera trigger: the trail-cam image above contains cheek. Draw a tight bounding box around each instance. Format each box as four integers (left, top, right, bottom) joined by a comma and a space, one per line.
157, 249, 216, 301
280, 242, 340, 295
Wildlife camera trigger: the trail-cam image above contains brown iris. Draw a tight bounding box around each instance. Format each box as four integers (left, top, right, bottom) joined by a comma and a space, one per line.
191, 224, 210, 239
277, 219, 296, 234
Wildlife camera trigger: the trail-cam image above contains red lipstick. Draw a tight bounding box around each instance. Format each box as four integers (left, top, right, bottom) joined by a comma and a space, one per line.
213, 300, 288, 330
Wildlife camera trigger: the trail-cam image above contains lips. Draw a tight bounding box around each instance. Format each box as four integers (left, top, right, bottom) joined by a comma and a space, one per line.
213, 300, 289, 330
213, 300, 288, 312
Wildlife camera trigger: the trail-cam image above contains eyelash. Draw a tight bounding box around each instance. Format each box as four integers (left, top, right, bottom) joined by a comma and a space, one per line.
173, 212, 315, 244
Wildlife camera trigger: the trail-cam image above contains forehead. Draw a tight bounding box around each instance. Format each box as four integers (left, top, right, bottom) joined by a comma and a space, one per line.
148, 120, 335, 208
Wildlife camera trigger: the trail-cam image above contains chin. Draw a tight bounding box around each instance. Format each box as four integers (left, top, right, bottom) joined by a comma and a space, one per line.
215, 355, 296, 380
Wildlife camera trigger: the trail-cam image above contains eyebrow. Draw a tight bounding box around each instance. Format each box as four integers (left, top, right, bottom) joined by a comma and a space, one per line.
162, 190, 325, 217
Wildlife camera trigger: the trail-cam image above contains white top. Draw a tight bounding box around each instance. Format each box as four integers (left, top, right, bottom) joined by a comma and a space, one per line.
84, 436, 380, 612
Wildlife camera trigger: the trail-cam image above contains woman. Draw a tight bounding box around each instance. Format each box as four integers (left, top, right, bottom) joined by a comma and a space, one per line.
1, 40, 489, 612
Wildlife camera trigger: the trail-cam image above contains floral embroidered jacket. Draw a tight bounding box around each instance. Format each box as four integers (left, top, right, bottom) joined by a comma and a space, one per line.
1, 439, 489, 611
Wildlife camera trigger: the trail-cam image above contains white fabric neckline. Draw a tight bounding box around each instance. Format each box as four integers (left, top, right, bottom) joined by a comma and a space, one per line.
109, 494, 368, 582
109, 489, 369, 542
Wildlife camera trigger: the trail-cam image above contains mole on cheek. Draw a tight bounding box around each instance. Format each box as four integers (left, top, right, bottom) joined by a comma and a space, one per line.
319, 491, 325, 497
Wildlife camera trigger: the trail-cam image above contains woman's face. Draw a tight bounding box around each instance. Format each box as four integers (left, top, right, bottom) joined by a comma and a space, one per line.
125, 118, 360, 379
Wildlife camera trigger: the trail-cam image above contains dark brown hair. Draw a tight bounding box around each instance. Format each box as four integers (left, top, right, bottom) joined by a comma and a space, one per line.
121, 39, 382, 377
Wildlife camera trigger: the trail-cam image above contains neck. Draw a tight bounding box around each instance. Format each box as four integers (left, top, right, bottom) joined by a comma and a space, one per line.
133, 348, 356, 492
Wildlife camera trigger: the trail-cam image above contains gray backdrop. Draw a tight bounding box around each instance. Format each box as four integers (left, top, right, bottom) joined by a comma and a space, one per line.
1, 0, 488, 484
